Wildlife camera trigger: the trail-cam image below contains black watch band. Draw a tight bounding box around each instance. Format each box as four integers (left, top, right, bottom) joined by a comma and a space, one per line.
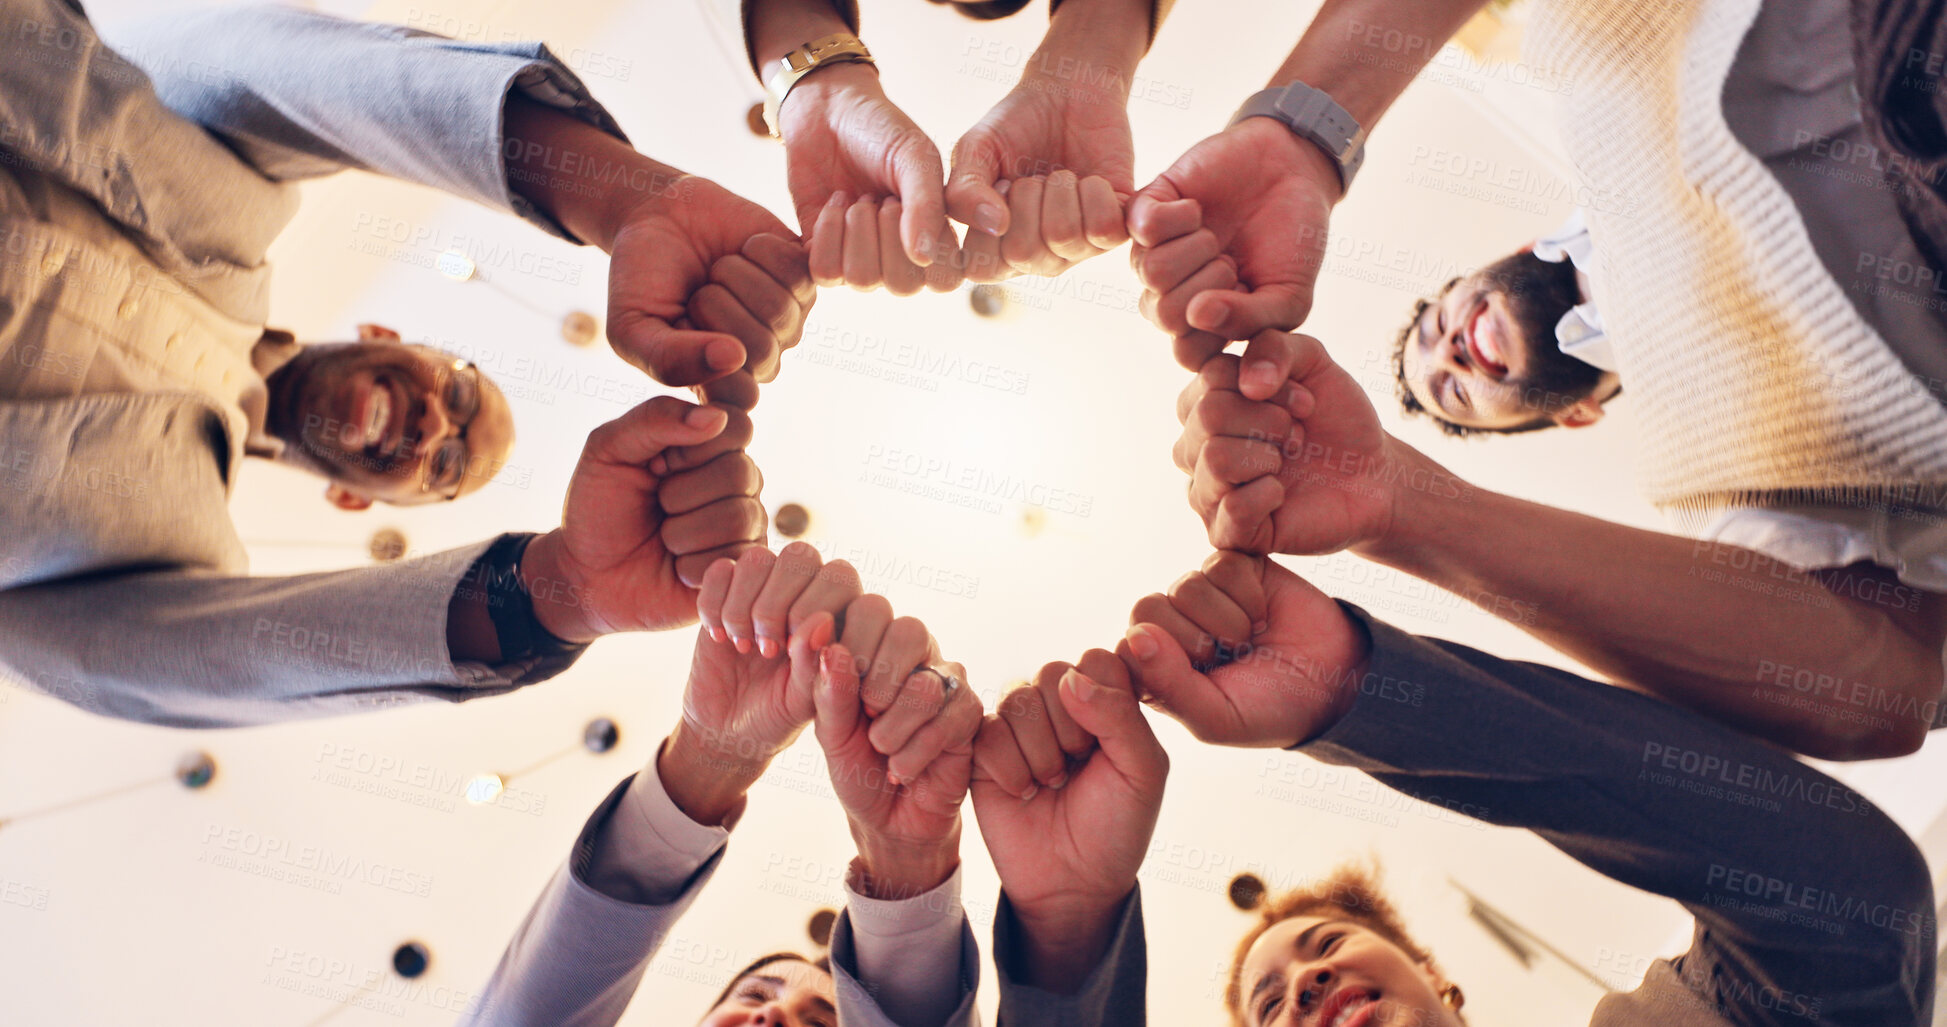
476, 533, 586, 662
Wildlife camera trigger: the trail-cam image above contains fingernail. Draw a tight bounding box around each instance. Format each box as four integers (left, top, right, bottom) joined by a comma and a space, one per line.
1245, 360, 1280, 394
1062, 668, 1101, 703
1020, 784, 1038, 802
709, 626, 727, 643
977, 204, 1005, 234
758, 637, 779, 659
916, 230, 935, 257
648, 456, 669, 476
734, 635, 752, 655
1253, 620, 1269, 635
1049, 772, 1069, 790
886, 771, 904, 789
684, 404, 724, 427
1125, 625, 1158, 661
1198, 300, 1229, 328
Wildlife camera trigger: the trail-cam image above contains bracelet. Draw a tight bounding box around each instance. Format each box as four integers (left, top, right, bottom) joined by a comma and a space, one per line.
474, 533, 587, 662
762, 32, 876, 137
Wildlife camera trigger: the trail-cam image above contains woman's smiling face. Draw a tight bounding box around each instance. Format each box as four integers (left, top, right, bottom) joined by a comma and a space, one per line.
1236, 916, 1461, 1027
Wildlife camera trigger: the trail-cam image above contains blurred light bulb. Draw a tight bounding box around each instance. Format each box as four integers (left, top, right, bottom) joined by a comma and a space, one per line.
436, 250, 477, 282
464, 773, 505, 805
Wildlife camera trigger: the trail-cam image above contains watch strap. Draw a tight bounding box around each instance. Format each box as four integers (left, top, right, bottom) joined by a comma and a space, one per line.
761, 32, 876, 137
1229, 82, 1367, 192
475, 533, 587, 663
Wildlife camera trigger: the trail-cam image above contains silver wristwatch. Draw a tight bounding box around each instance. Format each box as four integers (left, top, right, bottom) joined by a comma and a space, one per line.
1228, 82, 1367, 192
761, 32, 876, 138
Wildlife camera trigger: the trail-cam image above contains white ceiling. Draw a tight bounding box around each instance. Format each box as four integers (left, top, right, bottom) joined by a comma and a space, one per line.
5, 1, 1947, 1025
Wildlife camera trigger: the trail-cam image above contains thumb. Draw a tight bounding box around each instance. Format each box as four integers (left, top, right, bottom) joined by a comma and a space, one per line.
947, 138, 1009, 236
813, 643, 864, 754
1057, 668, 1167, 791
582, 396, 728, 468
1187, 282, 1312, 340
1126, 176, 1186, 247
1116, 623, 1239, 745
892, 138, 952, 266
608, 313, 747, 388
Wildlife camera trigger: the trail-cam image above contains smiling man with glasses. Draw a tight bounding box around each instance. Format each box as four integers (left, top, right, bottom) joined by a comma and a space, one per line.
0, 0, 802, 727
246, 325, 518, 510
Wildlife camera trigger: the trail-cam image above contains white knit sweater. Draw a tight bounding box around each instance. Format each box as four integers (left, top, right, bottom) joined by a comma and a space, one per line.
1528, 0, 1947, 517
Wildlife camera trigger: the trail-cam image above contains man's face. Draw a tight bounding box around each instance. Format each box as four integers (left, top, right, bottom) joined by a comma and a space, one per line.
698, 959, 837, 1027
268, 341, 514, 507
1399, 250, 1605, 432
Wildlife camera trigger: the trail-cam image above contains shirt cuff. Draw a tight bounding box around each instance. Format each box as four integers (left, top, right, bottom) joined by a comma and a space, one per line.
578, 759, 731, 904
844, 863, 965, 943
843, 866, 969, 1027
994, 887, 1147, 1027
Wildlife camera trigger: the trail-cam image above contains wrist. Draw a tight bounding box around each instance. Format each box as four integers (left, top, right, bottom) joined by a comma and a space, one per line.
519, 530, 602, 644
658, 728, 765, 827
1005, 889, 1126, 993
1228, 115, 1346, 204
1011, 889, 1126, 943
503, 94, 685, 252
850, 827, 961, 901
780, 58, 882, 116
752, 2, 855, 70
1036, 4, 1147, 96
1346, 437, 1464, 568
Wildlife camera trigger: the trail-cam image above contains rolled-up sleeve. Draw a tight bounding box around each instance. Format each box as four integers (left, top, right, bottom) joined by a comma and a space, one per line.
104, 5, 627, 242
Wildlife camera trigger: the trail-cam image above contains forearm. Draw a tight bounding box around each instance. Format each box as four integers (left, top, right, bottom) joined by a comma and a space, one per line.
1356, 443, 1943, 758
503, 94, 687, 252
656, 724, 768, 826
748, 0, 856, 70
1038, 0, 1154, 83
851, 827, 961, 902
1269, 0, 1490, 126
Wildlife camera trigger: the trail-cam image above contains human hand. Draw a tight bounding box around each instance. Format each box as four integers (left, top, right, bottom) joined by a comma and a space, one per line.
948, 67, 1134, 281
606, 176, 812, 406
782, 63, 961, 293
1119, 551, 1369, 748
812, 598, 982, 899
681, 543, 863, 757
971, 651, 1165, 987
1129, 118, 1342, 368
1175, 331, 1404, 556
520, 398, 766, 642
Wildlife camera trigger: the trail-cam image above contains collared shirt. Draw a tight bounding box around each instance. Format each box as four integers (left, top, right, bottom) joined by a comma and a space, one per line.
0, 167, 271, 473
1530, 208, 1616, 373
596, 759, 970, 1027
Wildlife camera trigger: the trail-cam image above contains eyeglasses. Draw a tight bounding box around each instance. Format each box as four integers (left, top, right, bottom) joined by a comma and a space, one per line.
421, 359, 482, 500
